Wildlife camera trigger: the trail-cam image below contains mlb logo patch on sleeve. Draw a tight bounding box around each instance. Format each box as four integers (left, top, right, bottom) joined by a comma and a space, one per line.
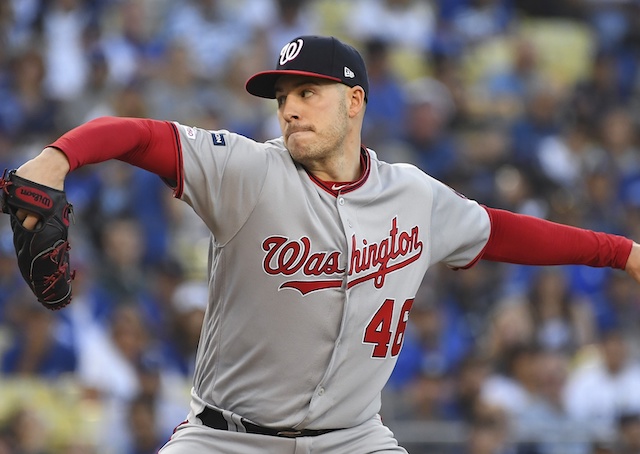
212, 132, 226, 146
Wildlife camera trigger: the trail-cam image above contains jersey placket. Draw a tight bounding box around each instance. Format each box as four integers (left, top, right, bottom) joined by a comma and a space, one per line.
303, 190, 357, 424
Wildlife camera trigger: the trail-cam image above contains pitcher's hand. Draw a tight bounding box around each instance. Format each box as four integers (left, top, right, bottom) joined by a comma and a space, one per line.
15, 147, 70, 230
625, 242, 640, 284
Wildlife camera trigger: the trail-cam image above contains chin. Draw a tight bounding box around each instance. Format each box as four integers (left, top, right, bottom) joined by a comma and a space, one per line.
287, 148, 308, 164
285, 139, 308, 157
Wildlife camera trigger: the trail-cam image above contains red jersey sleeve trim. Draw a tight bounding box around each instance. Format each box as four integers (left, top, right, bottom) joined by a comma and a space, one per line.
167, 122, 184, 199
480, 207, 632, 270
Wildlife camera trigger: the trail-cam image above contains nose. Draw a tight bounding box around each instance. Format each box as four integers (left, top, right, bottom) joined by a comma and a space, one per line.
280, 96, 300, 122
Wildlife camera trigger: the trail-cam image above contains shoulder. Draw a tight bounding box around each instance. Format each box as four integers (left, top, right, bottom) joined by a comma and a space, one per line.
368, 147, 442, 188
263, 136, 290, 156
175, 123, 287, 158
213, 132, 289, 160
369, 148, 418, 172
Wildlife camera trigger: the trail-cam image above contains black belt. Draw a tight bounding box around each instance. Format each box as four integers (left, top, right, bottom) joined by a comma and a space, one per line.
197, 406, 339, 438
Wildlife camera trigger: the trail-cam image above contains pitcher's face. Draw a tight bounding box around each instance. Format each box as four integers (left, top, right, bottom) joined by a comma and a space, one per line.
275, 76, 349, 166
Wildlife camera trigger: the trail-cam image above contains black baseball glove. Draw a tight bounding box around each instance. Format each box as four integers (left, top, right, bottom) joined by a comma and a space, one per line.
0, 169, 74, 310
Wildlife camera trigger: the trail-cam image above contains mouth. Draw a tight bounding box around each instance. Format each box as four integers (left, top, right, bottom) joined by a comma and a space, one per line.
286, 126, 313, 140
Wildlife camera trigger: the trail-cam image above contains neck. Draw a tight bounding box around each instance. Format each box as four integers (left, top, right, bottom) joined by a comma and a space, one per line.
305, 141, 363, 183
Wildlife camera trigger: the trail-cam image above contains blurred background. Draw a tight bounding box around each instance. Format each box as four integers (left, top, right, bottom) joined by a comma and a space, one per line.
1, 0, 640, 453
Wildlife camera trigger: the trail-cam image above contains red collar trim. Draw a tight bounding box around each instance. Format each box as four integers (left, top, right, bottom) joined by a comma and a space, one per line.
308, 148, 370, 196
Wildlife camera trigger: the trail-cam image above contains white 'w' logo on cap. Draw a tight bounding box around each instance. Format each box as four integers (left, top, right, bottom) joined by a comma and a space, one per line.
344, 67, 355, 78
280, 39, 304, 65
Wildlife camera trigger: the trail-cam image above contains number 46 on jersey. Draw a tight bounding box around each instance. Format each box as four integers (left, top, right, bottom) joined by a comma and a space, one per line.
363, 298, 414, 358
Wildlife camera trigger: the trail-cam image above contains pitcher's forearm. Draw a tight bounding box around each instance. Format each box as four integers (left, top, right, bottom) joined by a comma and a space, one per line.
482, 207, 633, 269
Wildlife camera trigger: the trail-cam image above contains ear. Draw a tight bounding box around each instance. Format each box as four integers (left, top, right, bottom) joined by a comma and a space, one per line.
347, 86, 366, 118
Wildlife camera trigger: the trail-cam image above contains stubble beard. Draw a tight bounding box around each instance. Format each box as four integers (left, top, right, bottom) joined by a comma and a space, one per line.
286, 98, 349, 168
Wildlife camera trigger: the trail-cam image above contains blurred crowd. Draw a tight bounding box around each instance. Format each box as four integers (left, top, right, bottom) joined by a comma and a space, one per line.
1, 0, 640, 453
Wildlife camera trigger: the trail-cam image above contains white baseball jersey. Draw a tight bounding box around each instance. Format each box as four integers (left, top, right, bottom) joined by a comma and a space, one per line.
173, 124, 490, 431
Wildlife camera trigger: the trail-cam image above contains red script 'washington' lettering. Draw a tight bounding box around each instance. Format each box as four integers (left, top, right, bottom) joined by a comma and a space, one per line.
262, 217, 422, 295
348, 217, 423, 289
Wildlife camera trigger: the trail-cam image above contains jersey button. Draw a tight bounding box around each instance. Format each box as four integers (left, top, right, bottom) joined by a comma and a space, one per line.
338, 198, 345, 206
318, 387, 325, 396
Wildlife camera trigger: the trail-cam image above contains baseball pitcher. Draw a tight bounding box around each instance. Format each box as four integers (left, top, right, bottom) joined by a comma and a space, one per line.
4, 36, 640, 454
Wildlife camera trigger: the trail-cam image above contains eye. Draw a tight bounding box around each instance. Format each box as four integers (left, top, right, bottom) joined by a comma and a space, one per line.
276, 95, 286, 107
301, 89, 313, 98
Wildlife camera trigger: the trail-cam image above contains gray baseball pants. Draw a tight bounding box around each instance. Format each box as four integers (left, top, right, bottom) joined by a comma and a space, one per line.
158, 412, 408, 454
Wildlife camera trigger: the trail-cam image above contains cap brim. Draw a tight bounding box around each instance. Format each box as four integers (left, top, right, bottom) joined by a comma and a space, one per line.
245, 70, 342, 99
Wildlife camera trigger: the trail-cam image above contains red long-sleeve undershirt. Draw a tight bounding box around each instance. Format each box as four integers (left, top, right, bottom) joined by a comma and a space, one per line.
49, 116, 633, 271
481, 208, 631, 270
51, 116, 179, 180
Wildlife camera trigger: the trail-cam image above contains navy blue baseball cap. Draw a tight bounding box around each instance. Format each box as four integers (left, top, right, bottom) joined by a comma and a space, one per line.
246, 35, 369, 102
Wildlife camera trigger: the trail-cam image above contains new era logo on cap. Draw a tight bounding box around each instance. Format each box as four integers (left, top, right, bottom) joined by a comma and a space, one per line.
245, 35, 369, 102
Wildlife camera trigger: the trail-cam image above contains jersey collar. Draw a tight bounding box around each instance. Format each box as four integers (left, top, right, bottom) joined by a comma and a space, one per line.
308, 147, 370, 196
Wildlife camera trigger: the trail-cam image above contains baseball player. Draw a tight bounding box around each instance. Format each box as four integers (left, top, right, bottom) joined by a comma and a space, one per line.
10, 35, 640, 453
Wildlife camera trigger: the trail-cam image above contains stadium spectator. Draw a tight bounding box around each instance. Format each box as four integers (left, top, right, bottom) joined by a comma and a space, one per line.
1, 289, 76, 378
564, 327, 640, 441
347, 0, 436, 52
